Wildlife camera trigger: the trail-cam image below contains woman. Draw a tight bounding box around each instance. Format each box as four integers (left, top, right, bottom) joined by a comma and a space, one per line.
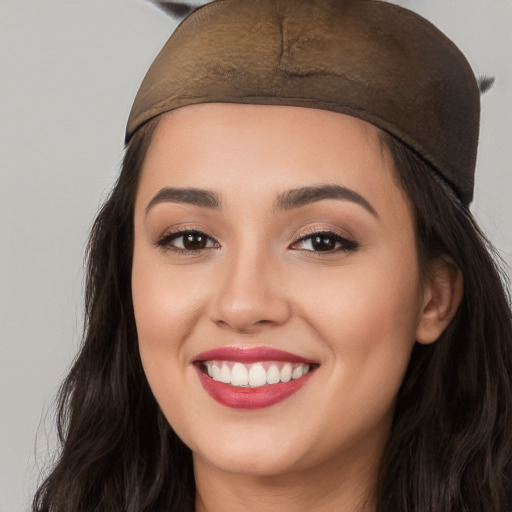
33, 1, 512, 511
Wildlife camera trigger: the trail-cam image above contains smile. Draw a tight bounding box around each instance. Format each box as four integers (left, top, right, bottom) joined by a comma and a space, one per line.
193, 347, 318, 409
203, 361, 312, 387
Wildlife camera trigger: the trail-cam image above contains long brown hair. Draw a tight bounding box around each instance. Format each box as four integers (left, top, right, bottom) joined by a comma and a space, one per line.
377, 133, 512, 511
34, 118, 195, 512
33, 119, 512, 511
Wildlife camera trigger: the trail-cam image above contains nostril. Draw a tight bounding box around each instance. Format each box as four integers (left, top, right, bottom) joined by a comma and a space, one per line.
213, 317, 276, 333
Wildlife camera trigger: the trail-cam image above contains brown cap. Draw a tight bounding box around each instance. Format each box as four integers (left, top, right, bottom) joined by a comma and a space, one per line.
127, 0, 480, 205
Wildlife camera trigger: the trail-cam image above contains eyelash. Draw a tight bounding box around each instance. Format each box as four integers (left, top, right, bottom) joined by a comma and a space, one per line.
290, 230, 358, 254
156, 229, 220, 254
156, 229, 358, 255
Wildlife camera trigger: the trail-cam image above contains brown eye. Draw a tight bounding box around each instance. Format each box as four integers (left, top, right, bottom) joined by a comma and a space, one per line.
183, 232, 208, 250
291, 231, 358, 253
310, 235, 337, 251
157, 230, 219, 252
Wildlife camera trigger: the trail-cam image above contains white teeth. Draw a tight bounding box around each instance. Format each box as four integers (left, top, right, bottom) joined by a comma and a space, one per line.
280, 363, 292, 383
292, 366, 304, 380
220, 364, 231, 384
266, 365, 280, 385
248, 363, 267, 387
204, 361, 313, 388
231, 363, 249, 386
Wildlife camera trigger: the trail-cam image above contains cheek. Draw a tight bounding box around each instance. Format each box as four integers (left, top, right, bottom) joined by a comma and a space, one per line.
132, 247, 203, 348
131, 252, 206, 437
131, 246, 201, 403
288, 251, 423, 450
294, 246, 423, 383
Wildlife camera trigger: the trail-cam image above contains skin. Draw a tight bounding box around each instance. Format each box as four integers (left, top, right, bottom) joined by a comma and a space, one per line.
131, 104, 461, 511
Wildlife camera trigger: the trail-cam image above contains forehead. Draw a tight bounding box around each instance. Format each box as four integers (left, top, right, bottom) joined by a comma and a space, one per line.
136, 103, 407, 219
153, 102, 383, 148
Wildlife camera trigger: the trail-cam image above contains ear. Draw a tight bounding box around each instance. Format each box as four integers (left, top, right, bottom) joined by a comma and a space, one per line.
415, 256, 463, 345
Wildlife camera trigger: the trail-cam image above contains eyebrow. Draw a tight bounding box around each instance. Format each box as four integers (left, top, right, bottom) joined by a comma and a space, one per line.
146, 187, 221, 213
275, 184, 378, 217
145, 183, 377, 218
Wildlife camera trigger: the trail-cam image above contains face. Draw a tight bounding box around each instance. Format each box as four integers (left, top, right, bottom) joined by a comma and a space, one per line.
132, 104, 428, 479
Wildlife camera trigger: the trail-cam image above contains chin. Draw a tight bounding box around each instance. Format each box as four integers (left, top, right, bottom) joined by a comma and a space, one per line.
194, 441, 308, 477
182, 418, 315, 477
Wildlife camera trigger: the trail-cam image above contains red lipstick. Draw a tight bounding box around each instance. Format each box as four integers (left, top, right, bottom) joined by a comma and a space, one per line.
194, 346, 317, 365
193, 347, 317, 409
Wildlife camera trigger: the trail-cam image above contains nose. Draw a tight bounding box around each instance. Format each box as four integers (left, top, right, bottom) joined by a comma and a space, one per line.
208, 248, 292, 334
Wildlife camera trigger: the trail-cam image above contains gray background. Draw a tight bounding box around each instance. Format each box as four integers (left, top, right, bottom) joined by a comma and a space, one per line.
1, 1, 510, 510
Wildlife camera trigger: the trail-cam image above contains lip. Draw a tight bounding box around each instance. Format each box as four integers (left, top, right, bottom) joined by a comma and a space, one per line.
192, 346, 318, 409
193, 346, 317, 365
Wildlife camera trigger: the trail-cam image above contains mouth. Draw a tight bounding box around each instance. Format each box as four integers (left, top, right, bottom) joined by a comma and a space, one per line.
200, 360, 313, 387
192, 347, 319, 409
